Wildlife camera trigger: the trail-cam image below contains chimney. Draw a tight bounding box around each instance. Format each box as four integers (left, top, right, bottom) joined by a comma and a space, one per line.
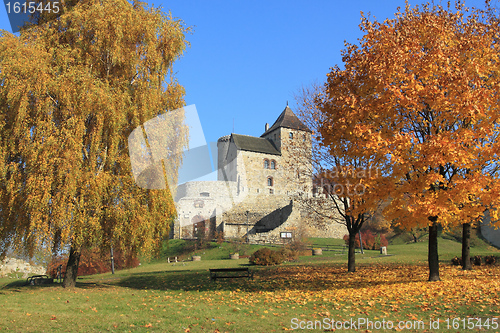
265, 123, 269, 131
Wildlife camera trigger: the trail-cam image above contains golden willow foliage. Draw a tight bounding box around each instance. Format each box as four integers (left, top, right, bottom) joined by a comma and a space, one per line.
318, 2, 500, 230
0, 0, 189, 257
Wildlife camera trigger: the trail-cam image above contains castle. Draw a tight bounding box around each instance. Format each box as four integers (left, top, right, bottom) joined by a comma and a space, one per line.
172, 106, 345, 243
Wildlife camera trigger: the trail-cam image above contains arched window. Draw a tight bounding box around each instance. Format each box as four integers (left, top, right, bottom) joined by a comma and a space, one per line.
289, 132, 293, 139
264, 159, 269, 169
267, 177, 273, 187
270, 160, 276, 169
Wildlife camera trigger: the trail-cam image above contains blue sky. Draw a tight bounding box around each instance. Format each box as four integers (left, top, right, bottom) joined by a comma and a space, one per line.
0, 0, 495, 183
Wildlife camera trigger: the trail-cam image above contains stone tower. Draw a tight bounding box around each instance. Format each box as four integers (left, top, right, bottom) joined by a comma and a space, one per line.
216, 105, 312, 197
260, 105, 313, 196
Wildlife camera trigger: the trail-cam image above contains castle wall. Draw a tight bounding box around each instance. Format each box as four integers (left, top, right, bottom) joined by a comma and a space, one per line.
481, 210, 500, 248
174, 181, 242, 238
171, 108, 343, 243
221, 195, 346, 241
239, 150, 281, 195
277, 127, 313, 195
217, 135, 231, 180
221, 195, 299, 239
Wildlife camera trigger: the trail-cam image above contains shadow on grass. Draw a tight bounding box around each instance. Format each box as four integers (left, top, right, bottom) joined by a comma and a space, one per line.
1, 280, 26, 289
95, 263, 465, 293
7, 263, 488, 293
1, 277, 117, 291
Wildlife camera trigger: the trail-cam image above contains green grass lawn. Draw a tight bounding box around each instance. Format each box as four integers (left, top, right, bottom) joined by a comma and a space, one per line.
0, 236, 499, 332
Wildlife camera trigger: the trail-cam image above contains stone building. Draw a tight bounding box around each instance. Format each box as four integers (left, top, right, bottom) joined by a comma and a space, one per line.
172, 106, 345, 242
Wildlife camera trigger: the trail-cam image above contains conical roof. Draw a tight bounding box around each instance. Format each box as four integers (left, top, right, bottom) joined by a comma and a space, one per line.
261, 106, 311, 137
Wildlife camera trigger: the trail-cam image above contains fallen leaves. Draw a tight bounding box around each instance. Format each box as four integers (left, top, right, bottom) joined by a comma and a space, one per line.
205, 263, 500, 320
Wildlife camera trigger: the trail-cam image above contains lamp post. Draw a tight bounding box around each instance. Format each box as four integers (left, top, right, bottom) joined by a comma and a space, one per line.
110, 246, 115, 274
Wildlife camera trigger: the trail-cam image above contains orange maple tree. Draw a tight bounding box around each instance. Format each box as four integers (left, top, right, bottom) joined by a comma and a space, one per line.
318, 2, 500, 280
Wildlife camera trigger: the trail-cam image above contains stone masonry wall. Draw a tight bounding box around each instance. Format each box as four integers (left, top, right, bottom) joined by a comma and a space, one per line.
0, 257, 46, 278
221, 194, 346, 241
240, 150, 282, 195
481, 209, 500, 248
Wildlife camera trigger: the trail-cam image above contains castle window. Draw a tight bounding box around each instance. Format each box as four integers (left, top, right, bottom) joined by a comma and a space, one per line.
264, 159, 269, 169
194, 200, 204, 208
200, 192, 210, 197
289, 132, 293, 139
267, 177, 273, 187
269, 189, 274, 194
270, 160, 276, 169
303, 134, 306, 142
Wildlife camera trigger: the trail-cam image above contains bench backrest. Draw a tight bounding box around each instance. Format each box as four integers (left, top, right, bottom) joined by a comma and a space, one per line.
209, 268, 249, 272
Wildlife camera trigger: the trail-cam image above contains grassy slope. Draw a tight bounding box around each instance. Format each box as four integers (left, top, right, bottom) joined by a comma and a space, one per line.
0, 237, 499, 332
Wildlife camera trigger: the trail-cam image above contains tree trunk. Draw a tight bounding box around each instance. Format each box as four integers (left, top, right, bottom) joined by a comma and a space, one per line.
347, 232, 356, 273
358, 231, 364, 254
428, 220, 440, 281
62, 246, 81, 288
412, 232, 418, 243
462, 222, 472, 270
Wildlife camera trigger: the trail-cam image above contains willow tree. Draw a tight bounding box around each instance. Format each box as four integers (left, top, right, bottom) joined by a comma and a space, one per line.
318, 2, 500, 281
0, 0, 189, 287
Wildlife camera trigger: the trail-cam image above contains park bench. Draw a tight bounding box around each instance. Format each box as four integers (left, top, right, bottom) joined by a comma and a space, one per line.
209, 267, 253, 281
26, 275, 53, 286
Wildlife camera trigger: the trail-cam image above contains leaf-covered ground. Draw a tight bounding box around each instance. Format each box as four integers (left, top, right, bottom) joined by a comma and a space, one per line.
0, 263, 499, 332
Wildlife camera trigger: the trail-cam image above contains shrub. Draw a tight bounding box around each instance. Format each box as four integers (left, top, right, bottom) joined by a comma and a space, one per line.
485, 255, 496, 266
282, 238, 310, 258
343, 230, 388, 250
249, 248, 284, 266
280, 247, 299, 262
214, 231, 224, 245
473, 255, 482, 266
47, 247, 140, 277
451, 256, 462, 266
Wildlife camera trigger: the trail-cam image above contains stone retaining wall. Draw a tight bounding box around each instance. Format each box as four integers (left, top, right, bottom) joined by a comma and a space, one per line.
222, 194, 346, 241
0, 257, 46, 278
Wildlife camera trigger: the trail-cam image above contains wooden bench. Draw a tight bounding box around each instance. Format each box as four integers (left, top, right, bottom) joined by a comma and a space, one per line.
209, 268, 253, 281
26, 275, 54, 286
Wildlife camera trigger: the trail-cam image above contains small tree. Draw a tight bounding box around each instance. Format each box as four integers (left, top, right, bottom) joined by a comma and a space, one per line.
293, 84, 388, 273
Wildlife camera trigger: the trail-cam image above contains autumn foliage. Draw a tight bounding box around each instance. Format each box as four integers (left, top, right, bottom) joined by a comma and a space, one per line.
47, 248, 140, 277
343, 230, 388, 250
316, 2, 500, 280
0, 0, 189, 286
